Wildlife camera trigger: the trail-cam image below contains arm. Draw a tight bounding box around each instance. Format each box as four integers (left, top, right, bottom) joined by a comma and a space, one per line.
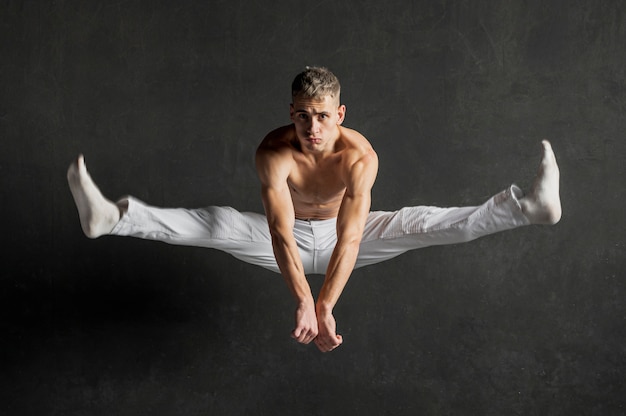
255, 146, 318, 345
314, 150, 379, 352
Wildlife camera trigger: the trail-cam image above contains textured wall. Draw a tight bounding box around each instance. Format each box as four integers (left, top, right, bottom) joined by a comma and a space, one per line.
1, 1, 625, 415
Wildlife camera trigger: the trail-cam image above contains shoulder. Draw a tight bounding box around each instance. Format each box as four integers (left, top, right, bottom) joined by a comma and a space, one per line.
338, 127, 378, 187
257, 125, 296, 149
257, 125, 297, 159
256, 125, 296, 183
338, 126, 378, 169
257, 124, 295, 155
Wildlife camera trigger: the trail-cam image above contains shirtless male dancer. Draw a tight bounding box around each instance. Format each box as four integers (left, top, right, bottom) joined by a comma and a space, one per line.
68, 67, 561, 353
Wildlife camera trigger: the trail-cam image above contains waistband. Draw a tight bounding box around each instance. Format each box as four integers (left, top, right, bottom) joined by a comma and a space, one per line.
295, 217, 337, 225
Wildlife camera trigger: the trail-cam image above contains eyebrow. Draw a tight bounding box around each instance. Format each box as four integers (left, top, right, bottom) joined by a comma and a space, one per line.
295, 109, 330, 115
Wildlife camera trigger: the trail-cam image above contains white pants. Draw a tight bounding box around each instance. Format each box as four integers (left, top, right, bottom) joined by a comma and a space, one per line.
110, 185, 529, 275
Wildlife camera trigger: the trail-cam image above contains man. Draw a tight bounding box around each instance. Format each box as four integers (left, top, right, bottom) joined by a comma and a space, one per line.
68, 67, 561, 352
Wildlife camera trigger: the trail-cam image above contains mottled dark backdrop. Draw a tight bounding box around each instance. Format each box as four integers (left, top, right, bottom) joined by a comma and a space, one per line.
1, 1, 624, 415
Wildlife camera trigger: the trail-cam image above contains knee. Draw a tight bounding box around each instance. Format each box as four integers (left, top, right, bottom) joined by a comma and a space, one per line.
195, 206, 236, 240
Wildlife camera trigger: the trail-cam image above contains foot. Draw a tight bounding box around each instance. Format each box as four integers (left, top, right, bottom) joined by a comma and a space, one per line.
520, 140, 562, 225
67, 155, 121, 238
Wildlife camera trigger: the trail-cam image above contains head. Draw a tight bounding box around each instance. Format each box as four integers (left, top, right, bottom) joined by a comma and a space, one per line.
290, 67, 346, 152
291, 66, 341, 104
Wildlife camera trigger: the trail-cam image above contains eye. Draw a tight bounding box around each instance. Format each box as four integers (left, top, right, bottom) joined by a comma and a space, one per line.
297, 113, 308, 120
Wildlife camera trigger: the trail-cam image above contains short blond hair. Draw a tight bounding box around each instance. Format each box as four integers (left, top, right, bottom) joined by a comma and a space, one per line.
291, 66, 341, 102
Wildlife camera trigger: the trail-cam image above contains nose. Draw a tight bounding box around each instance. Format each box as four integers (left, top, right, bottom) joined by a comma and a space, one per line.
308, 117, 320, 133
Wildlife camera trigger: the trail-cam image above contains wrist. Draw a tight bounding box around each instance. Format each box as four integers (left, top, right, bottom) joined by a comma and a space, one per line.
315, 300, 334, 315
296, 294, 315, 307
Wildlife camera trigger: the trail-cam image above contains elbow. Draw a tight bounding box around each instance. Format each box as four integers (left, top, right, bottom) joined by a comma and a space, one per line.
339, 233, 363, 250
336, 222, 365, 248
270, 230, 287, 246
268, 223, 292, 246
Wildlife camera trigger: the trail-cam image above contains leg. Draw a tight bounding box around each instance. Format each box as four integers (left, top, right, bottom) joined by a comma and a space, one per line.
111, 197, 280, 272
355, 140, 562, 269
356, 186, 529, 268
67, 155, 279, 272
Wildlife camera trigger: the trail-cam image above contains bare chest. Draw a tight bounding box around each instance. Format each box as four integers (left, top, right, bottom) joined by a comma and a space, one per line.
288, 158, 346, 206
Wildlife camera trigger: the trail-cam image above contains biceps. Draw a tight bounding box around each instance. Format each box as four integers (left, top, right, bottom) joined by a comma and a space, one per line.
337, 194, 370, 240
262, 186, 295, 232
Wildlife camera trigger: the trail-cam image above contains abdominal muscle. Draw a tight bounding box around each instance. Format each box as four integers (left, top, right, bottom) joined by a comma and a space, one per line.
292, 190, 345, 220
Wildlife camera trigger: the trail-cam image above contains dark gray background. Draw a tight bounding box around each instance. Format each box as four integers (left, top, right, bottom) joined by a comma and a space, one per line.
1, 1, 625, 415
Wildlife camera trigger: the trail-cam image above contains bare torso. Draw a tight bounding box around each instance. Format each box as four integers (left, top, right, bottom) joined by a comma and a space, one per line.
257, 124, 375, 220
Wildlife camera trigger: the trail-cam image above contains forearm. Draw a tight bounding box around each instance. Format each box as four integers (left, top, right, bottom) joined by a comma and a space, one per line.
316, 238, 361, 312
271, 230, 319, 345
271, 232, 313, 303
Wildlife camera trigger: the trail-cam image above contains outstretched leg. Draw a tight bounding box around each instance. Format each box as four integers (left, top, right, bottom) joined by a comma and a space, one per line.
67, 155, 122, 238
67, 155, 279, 271
519, 140, 562, 225
354, 140, 562, 269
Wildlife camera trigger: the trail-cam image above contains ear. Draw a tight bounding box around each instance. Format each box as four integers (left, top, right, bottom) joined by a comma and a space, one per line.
337, 104, 346, 125
289, 103, 295, 121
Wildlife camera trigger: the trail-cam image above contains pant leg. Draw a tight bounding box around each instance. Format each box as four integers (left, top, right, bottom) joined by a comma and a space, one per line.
110, 196, 280, 273
355, 185, 530, 269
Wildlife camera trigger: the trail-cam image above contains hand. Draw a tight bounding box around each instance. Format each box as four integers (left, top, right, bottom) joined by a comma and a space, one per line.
314, 310, 343, 352
291, 300, 318, 345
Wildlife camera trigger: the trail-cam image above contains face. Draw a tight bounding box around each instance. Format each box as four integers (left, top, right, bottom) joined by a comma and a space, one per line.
290, 94, 345, 153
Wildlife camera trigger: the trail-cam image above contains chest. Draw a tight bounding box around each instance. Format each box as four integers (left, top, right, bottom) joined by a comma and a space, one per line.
288, 157, 346, 203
